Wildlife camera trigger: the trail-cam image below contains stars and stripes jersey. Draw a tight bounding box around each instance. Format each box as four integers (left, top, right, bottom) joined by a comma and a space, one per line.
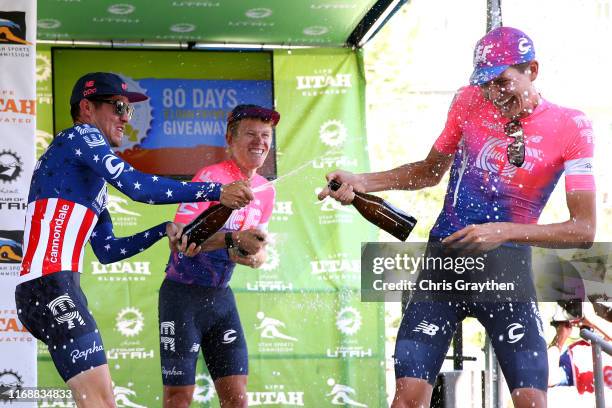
431, 85, 595, 239
19, 123, 222, 282
165, 159, 275, 287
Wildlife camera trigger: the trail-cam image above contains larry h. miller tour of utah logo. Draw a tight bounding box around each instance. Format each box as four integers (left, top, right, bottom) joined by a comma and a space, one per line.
0, 12, 31, 45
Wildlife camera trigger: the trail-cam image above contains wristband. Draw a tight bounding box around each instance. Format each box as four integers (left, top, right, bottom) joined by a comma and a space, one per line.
225, 232, 236, 249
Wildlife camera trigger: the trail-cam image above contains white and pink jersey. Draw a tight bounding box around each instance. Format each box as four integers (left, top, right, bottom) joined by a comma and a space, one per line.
431, 85, 595, 238
166, 160, 275, 287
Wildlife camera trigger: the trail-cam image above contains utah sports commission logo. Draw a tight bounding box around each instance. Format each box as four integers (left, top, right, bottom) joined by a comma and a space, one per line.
0, 151, 23, 183
0, 12, 32, 45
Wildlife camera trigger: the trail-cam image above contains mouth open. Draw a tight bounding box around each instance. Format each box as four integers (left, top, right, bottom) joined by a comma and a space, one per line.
248, 148, 265, 156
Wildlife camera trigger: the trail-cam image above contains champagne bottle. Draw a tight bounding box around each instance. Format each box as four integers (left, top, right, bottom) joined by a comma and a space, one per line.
328, 180, 417, 241
182, 203, 233, 247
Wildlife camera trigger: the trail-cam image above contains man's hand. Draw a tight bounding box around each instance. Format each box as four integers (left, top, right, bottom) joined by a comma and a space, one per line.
229, 247, 265, 268
233, 229, 267, 255
442, 222, 511, 254
166, 222, 202, 257
317, 170, 364, 204
220, 180, 254, 209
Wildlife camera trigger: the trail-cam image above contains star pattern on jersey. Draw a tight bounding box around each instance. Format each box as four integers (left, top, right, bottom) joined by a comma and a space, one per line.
133, 181, 141, 190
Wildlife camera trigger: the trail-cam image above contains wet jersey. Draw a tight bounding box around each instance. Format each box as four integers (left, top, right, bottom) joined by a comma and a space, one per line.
20, 124, 221, 282
165, 160, 275, 287
431, 86, 595, 238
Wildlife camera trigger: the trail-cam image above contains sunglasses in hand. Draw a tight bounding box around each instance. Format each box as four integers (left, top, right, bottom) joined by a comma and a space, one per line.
504, 120, 525, 167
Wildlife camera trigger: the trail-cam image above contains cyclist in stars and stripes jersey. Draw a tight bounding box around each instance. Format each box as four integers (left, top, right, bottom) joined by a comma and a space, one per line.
14, 72, 253, 408
319, 27, 596, 408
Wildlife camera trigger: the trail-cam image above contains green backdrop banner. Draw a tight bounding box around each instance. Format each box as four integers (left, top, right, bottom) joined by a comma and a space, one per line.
37, 47, 384, 407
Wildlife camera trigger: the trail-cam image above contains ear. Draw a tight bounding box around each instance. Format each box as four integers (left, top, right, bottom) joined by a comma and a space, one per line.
528, 60, 539, 81
225, 130, 233, 146
78, 98, 93, 121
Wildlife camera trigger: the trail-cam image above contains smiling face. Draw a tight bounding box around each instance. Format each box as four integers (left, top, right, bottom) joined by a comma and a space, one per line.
227, 118, 273, 177
480, 60, 540, 119
78, 95, 130, 147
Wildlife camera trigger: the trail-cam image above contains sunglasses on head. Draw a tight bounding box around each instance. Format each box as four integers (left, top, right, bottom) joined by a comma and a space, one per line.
504, 120, 525, 167
93, 99, 135, 120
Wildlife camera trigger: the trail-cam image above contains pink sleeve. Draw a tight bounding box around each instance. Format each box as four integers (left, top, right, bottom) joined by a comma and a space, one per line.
433, 87, 472, 154
562, 112, 595, 192
173, 168, 216, 224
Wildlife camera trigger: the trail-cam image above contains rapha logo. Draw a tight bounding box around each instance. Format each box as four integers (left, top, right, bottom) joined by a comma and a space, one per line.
71, 341, 104, 363
336, 307, 362, 336
0, 151, 23, 183
0, 12, 32, 45
115, 307, 144, 337
319, 120, 347, 147
193, 373, 216, 403
103, 154, 125, 179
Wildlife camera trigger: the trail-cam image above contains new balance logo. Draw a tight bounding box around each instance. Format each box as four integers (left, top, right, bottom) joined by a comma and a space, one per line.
190, 343, 200, 353
413, 321, 439, 336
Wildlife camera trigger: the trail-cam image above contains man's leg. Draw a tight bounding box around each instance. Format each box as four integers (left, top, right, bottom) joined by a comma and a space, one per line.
214, 375, 248, 408
158, 279, 201, 408
162, 385, 195, 408
67, 365, 116, 408
476, 301, 548, 408
393, 301, 464, 407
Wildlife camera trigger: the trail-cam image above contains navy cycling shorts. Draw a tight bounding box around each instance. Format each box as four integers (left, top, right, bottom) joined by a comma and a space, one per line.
394, 241, 548, 391
158, 279, 248, 385
15, 271, 107, 382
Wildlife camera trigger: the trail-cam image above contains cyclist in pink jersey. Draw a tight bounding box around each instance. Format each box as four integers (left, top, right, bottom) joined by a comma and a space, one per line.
319, 27, 595, 408
159, 104, 278, 408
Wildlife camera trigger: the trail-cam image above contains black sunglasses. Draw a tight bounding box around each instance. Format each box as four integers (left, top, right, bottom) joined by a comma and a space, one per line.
95, 99, 135, 120
504, 120, 525, 167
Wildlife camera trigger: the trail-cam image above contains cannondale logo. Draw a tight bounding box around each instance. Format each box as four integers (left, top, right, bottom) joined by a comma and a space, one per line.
517, 38, 531, 55
245, 8, 272, 19
0, 151, 23, 183
0, 369, 23, 402
102, 154, 125, 179
336, 307, 362, 335
303, 26, 328, 36
319, 120, 347, 147
506, 323, 525, 344
107, 4, 135, 15
116, 307, 144, 337
37, 19, 61, 29
222, 329, 237, 344
170, 23, 195, 33
193, 373, 216, 403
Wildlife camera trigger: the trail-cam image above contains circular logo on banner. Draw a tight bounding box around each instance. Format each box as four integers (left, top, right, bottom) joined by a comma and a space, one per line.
245, 8, 273, 19
112, 74, 152, 153
319, 120, 347, 147
37, 19, 61, 29
193, 373, 216, 403
336, 307, 362, 335
115, 307, 144, 337
108, 4, 135, 15
36, 54, 51, 82
303, 26, 328, 36
0, 151, 23, 183
260, 244, 280, 271
0, 369, 23, 402
170, 23, 195, 33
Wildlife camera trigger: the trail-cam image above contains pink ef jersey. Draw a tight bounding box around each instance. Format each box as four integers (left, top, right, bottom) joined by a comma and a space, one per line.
431, 85, 595, 238
165, 160, 275, 287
